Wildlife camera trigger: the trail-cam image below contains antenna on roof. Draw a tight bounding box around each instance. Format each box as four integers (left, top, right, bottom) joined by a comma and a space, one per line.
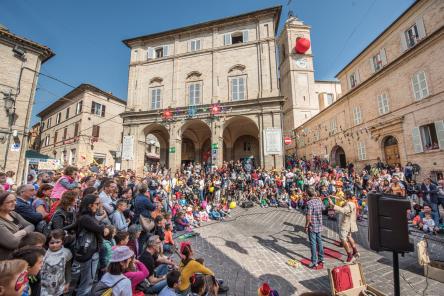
287, 0, 295, 18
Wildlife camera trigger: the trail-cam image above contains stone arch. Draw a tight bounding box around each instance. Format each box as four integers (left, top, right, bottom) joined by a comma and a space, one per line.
330, 145, 346, 168
141, 123, 170, 168
228, 64, 246, 74
149, 77, 163, 84
180, 119, 211, 164
381, 135, 400, 166
223, 116, 260, 165
186, 71, 202, 80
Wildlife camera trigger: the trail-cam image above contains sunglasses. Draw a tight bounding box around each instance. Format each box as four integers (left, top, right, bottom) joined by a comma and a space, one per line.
15, 270, 29, 291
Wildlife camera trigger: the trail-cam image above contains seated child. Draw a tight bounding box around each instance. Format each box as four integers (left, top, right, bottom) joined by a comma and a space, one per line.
175, 212, 191, 231
163, 223, 174, 254
200, 207, 209, 222
422, 213, 436, 234
185, 206, 200, 227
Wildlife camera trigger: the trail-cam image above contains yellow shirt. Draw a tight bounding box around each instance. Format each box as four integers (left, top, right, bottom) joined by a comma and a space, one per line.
178, 259, 214, 291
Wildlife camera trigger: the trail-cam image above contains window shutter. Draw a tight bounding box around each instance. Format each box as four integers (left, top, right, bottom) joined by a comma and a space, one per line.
147, 47, 154, 59
242, 30, 249, 43
412, 74, 421, 100
163, 45, 169, 57
188, 40, 192, 52
412, 127, 423, 153
224, 33, 231, 45
416, 17, 426, 39
197, 39, 201, 50
434, 120, 444, 150
101, 105, 106, 117
380, 48, 387, 65
91, 102, 95, 114
400, 31, 408, 52
369, 57, 375, 73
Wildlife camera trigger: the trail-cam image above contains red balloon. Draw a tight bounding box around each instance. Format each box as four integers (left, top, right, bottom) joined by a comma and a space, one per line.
295, 37, 310, 54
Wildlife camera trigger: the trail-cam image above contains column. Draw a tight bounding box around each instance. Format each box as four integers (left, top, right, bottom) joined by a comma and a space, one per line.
168, 122, 182, 172
211, 119, 224, 167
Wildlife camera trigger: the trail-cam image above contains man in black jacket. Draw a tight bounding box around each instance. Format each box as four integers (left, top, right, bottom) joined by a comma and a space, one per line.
421, 178, 440, 225
15, 184, 44, 226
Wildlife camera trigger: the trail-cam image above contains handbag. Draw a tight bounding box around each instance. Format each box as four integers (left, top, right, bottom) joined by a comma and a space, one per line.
139, 215, 155, 232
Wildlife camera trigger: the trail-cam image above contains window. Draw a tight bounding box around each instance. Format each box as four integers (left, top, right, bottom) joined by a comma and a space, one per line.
56, 112, 61, 124
405, 24, 419, 48
74, 122, 79, 137
92, 125, 100, 138
230, 76, 246, 101
63, 128, 67, 140
91, 101, 106, 117
41, 121, 45, 131
65, 108, 70, 119
412, 121, 444, 153
412, 71, 429, 101
326, 93, 334, 106
353, 106, 362, 125
54, 131, 58, 144
147, 45, 169, 59
188, 83, 201, 106
151, 88, 161, 110
70, 149, 76, 165
372, 53, 383, 71
330, 118, 337, 134
358, 142, 367, 160
45, 135, 50, 146
224, 30, 249, 45
243, 142, 251, 151
190, 39, 201, 52
377, 93, 390, 115
349, 72, 358, 88
47, 118, 52, 128
76, 101, 83, 114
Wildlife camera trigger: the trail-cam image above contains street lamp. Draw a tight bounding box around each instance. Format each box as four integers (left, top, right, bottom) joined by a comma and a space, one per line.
2, 91, 16, 115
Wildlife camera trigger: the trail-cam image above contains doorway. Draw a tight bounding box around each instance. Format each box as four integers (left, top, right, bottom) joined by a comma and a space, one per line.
383, 136, 400, 167
331, 145, 346, 168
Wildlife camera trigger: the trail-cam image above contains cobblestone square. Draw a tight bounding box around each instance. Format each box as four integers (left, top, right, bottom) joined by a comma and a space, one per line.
178, 206, 444, 296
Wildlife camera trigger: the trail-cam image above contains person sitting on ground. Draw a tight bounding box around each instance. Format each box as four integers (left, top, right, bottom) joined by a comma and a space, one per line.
92, 246, 133, 296
158, 270, 181, 296
139, 235, 170, 294
0, 192, 35, 260
0, 259, 29, 296
123, 256, 149, 296
178, 242, 228, 295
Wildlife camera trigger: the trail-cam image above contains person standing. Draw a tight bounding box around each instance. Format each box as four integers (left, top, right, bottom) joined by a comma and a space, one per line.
305, 187, 325, 268
421, 178, 440, 225
328, 191, 359, 262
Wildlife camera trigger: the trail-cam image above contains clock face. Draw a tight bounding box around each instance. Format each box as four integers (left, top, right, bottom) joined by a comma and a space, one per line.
295, 57, 308, 69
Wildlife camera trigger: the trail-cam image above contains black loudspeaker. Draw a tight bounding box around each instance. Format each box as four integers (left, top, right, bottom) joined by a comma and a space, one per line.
368, 192, 414, 253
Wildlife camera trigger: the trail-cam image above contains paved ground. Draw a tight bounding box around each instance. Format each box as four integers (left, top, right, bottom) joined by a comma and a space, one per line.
175, 206, 444, 296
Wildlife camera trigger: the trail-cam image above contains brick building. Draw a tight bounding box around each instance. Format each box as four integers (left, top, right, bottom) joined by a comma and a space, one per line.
38, 84, 126, 168
294, 0, 444, 180
0, 26, 54, 183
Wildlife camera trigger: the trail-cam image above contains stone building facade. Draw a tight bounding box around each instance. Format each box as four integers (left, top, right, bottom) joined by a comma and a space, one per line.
38, 84, 126, 168
294, 0, 444, 180
0, 26, 54, 183
121, 6, 286, 174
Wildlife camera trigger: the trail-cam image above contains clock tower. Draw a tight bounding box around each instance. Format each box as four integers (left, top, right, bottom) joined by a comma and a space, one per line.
278, 15, 319, 148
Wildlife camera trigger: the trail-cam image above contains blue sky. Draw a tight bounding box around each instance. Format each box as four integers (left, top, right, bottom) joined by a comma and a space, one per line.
1, 0, 414, 125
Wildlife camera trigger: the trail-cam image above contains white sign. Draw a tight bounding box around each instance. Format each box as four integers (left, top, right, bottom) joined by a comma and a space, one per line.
122, 136, 134, 160
37, 159, 61, 170
10, 143, 20, 152
263, 128, 282, 155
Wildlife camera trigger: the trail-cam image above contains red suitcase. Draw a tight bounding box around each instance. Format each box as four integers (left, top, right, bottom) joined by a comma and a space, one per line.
331, 265, 353, 292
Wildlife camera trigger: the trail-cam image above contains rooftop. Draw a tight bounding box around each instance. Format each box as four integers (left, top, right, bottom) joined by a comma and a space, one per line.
37, 83, 126, 118
0, 27, 54, 63
122, 5, 282, 47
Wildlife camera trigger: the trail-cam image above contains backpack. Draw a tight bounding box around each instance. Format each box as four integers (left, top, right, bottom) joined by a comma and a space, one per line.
90, 277, 125, 296
73, 228, 97, 259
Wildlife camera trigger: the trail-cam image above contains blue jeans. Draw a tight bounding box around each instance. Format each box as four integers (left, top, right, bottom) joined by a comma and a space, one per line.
308, 231, 324, 264
146, 279, 167, 294
155, 264, 169, 277
430, 203, 440, 225
74, 252, 99, 296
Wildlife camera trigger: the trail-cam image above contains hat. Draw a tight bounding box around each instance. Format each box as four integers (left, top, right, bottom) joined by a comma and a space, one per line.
128, 224, 142, 234
110, 246, 134, 263
258, 283, 271, 296
180, 241, 191, 255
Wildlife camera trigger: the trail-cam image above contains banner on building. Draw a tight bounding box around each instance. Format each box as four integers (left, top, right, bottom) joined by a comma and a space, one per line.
37, 159, 61, 171
263, 128, 282, 155
122, 136, 134, 160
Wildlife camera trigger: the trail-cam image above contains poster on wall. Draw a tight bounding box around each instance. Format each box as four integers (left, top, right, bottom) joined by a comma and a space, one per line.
122, 136, 134, 160
263, 128, 282, 155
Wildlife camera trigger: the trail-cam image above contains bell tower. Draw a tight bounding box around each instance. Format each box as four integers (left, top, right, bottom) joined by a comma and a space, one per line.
278, 16, 318, 146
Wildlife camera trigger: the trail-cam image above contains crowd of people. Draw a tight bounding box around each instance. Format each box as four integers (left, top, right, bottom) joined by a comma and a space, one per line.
0, 156, 443, 296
